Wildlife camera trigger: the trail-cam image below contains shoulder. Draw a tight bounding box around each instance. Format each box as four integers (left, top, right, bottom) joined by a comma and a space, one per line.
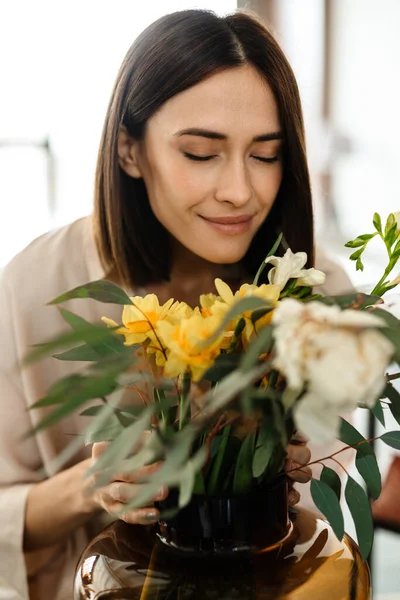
1, 216, 99, 305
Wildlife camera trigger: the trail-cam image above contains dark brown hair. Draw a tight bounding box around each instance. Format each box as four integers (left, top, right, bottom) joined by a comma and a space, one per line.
93, 9, 314, 288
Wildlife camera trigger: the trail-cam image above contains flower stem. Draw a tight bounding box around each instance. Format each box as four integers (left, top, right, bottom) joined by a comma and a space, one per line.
179, 372, 192, 431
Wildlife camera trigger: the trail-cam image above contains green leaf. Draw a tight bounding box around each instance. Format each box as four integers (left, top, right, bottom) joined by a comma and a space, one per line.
371, 400, 385, 426
233, 432, 255, 494
23, 323, 124, 364
345, 476, 374, 561
30, 373, 118, 409
380, 431, 400, 450
385, 383, 400, 425
86, 420, 125, 443
178, 447, 207, 508
251, 308, 274, 324
53, 344, 101, 361
240, 326, 273, 372
202, 353, 241, 382
380, 327, 400, 364
316, 293, 380, 309
357, 233, 377, 241
252, 421, 277, 478
202, 296, 271, 346
49, 280, 133, 305
59, 308, 128, 357
320, 466, 342, 501
88, 409, 152, 472
340, 419, 381, 500
386, 223, 398, 247
310, 479, 344, 541
207, 425, 232, 495
373, 212, 382, 234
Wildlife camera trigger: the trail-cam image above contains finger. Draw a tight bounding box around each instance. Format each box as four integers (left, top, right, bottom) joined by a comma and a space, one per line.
92, 430, 152, 461
104, 481, 168, 505
113, 461, 164, 484
92, 441, 110, 460
290, 432, 308, 445
286, 444, 311, 466
104, 500, 160, 525
288, 488, 301, 507
286, 464, 312, 484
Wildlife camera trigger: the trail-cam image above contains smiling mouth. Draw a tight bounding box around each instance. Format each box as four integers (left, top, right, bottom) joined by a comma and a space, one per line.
199, 215, 254, 235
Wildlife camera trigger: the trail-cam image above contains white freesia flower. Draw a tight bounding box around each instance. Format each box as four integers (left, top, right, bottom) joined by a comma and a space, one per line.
272, 298, 394, 443
378, 294, 400, 319
265, 249, 326, 290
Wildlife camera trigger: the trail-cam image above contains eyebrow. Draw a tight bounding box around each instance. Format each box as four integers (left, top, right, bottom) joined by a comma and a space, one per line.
175, 128, 283, 142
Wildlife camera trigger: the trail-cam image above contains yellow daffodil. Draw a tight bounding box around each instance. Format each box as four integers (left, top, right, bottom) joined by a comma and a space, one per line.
156, 314, 225, 381
199, 293, 221, 317
214, 278, 280, 345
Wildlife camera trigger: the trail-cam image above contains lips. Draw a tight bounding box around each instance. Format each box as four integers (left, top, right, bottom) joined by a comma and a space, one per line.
199, 215, 254, 235
201, 215, 253, 225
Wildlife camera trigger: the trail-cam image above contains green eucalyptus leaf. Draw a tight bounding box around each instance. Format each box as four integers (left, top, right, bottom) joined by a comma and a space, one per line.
179, 447, 208, 508
89, 409, 152, 474
340, 419, 381, 500
86, 420, 125, 444
371, 400, 385, 426
59, 308, 128, 357
240, 326, 273, 372
380, 431, 400, 450
252, 421, 277, 478
345, 476, 374, 561
49, 280, 133, 306
310, 479, 344, 541
53, 344, 101, 361
202, 353, 241, 382
320, 466, 342, 501
30, 373, 118, 410
316, 293, 380, 309
207, 425, 232, 495
385, 383, 400, 425
24, 323, 124, 364
233, 432, 256, 494
251, 307, 274, 324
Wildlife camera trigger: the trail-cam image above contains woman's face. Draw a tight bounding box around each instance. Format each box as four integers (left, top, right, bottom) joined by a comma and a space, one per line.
119, 65, 283, 266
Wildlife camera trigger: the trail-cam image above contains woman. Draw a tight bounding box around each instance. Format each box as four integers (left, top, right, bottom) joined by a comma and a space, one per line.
0, 9, 351, 600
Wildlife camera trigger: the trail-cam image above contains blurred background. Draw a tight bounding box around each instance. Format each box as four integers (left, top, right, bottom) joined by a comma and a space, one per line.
1, 0, 399, 597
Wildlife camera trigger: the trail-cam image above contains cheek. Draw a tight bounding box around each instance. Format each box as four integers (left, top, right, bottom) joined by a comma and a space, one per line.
256, 166, 283, 209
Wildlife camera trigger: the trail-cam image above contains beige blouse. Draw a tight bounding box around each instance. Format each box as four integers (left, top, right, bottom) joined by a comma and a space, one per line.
0, 216, 354, 600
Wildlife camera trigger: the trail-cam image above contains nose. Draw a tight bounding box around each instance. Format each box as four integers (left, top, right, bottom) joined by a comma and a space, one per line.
214, 158, 253, 207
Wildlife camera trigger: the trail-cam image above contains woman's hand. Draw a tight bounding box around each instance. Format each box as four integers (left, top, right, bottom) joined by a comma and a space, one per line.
91, 441, 169, 525
285, 435, 312, 507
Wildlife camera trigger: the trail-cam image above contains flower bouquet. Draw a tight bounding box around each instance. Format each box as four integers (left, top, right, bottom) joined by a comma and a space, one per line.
27, 211, 400, 560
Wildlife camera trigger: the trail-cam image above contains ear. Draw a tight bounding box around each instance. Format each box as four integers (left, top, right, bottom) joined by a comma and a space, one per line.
117, 126, 143, 178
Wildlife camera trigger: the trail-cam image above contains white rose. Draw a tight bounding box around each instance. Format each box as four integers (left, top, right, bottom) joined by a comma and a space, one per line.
272, 298, 394, 443
265, 249, 326, 291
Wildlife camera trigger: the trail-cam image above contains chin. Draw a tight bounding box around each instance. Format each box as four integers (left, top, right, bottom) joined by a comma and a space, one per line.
200, 249, 248, 265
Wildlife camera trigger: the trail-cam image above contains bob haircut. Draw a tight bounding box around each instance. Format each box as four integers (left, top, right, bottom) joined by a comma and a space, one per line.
93, 9, 314, 288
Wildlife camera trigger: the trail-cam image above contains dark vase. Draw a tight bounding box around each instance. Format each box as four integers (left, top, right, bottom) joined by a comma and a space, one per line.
75, 478, 371, 599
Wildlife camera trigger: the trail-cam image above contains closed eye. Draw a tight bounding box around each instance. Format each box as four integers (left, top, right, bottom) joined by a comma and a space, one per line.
253, 156, 279, 164
183, 152, 279, 163
184, 152, 216, 162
